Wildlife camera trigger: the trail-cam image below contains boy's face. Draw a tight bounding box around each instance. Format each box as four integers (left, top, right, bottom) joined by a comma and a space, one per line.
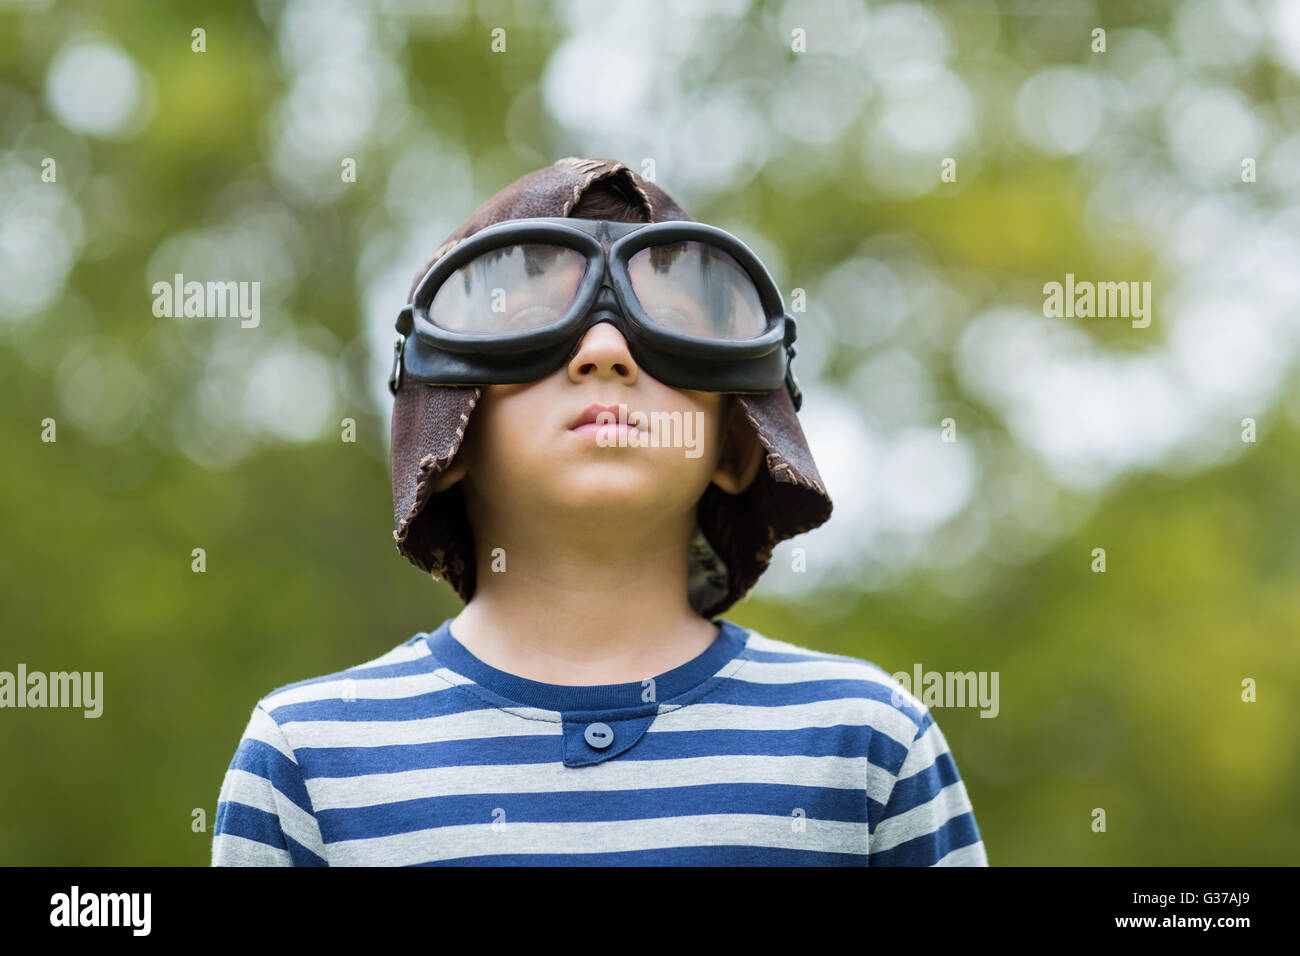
433, 321, 763, 533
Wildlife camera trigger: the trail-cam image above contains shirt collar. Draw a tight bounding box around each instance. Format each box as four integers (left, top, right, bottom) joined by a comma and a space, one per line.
423, 617, 748, 714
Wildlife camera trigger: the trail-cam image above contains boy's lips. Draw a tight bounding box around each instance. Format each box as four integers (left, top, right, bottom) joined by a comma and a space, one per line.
569, 403, 628, 429
570, 421, 639, 436
568, 402, 640, 436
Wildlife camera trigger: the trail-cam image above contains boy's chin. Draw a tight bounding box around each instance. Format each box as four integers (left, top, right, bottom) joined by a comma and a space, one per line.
541, 462, 708, 512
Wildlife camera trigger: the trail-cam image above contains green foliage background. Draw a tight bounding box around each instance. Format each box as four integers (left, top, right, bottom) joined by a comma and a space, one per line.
1, 0, 1297, 864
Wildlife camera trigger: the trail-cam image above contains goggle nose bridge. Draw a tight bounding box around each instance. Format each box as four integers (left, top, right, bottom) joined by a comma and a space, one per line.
565, 277, 633, 360
588, 276, 620, 314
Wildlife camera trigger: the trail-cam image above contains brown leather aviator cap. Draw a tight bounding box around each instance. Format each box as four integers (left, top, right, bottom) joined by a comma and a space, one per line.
389, 157, 833, 618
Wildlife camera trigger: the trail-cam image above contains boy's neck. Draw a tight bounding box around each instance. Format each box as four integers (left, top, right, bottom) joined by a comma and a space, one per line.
448, 516, 721, 687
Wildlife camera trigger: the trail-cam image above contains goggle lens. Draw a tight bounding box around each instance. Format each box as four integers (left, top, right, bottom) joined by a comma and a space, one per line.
628, 241, 769, 341
428, 244, 587, 334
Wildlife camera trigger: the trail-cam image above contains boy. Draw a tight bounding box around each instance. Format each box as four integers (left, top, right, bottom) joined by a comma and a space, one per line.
211, 157, 988, 866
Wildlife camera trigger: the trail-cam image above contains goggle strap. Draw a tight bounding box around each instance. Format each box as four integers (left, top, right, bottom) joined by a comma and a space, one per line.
389, 306, 414, 394
396, 304, 414, 337
781, 314, 802, 410
784, 350, 802, 412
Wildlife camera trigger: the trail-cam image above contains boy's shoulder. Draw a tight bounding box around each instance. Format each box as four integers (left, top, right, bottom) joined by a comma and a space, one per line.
252, 631, 438, 717
736, 621, 918, 692
733, 622, 933, 740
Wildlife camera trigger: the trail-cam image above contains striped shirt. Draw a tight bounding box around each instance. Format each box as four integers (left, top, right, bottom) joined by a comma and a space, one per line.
211, 617, 988, 866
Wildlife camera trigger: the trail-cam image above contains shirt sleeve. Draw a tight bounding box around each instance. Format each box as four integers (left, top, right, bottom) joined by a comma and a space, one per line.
211, 702, 328, 866
869, 708, 989, 866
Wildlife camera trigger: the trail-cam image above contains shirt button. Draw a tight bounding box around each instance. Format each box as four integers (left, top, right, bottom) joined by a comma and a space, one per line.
584, 722, 614, 749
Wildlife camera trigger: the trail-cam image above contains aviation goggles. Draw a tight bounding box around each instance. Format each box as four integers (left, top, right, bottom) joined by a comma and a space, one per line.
389, 217, 803, 411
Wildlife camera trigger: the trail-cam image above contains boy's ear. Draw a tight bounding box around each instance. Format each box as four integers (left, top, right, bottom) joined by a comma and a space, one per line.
711, 396, 764, 495
433, 456, 467, 492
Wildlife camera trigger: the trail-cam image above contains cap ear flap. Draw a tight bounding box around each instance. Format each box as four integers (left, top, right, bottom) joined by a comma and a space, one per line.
433, 407, 479, 494
711, 395, 764, 494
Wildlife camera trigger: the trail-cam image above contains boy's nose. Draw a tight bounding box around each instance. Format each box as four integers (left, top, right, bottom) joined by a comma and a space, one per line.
567, 320, 639, 386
